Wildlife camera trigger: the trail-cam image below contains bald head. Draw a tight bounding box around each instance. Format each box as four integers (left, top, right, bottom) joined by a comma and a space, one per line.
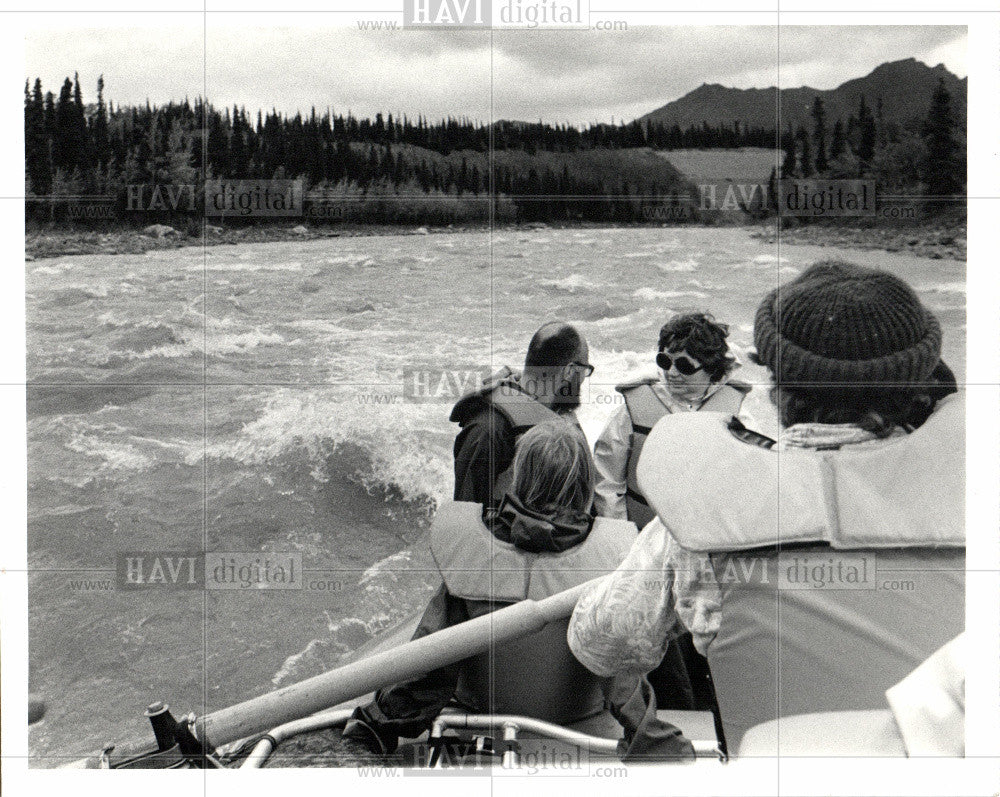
525, 322, 585, 369
522, 322, 590, 411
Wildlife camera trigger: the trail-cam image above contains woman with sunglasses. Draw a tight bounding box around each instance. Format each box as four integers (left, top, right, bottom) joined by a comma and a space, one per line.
593, 312, 751, 530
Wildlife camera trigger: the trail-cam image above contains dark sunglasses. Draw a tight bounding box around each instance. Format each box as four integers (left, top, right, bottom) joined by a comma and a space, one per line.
656, 351, 703, 376
570, 361, 595, 377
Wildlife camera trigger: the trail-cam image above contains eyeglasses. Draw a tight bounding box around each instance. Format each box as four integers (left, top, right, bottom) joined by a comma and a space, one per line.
656, 351, 703, 376
570, 361, 595, 377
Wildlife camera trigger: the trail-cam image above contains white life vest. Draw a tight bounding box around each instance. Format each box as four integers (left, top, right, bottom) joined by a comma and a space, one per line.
635, 395, 965, 749
430, 501, 637, 724
431, 501, 636, 602
636, 393, 964, 552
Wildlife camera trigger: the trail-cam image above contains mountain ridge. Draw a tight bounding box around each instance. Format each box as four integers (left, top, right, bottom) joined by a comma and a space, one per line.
639, 58, 967, 131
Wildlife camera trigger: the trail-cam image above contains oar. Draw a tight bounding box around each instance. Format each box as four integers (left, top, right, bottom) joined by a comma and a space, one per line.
197, 577, 597, 749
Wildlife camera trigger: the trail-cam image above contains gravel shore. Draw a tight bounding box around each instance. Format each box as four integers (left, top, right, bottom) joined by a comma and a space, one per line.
26, 219, 966, 262
751, 220, 966, 261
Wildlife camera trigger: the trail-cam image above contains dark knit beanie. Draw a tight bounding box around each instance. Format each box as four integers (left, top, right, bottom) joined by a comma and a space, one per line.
753, 260, 942, 389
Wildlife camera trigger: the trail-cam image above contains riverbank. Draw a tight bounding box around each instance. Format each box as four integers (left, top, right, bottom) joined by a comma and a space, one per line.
25, 224, 442, 260
25, 218, 966, 261
751, 220, 966, 261
23, 221, 572, 260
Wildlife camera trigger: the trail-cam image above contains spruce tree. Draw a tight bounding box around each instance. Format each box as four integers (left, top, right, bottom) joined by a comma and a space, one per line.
94, 75, 110, 169
796, 126, 812, 177
829, 119, 845, 160
855, 94, 876, 165
921, 78, 964, 200
25, 79, 52, 195
781, 128, 797, 178
811, 97, 827, 173
53, 78, 75, 172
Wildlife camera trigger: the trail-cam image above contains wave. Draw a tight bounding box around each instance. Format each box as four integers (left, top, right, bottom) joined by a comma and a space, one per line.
92, 320, 284, 365
656, 258, 698, 272
199, 388, 453, 509
27, 382, 159, 419
271, 547, 439, 687
190, 260, 304, 272
108, 323, 184, 355
632, 287, 709, 302
32, 412, 198, 482
289, 319, 356, 337
322, 254, 375, 267
918, 281, 966, 295
540, 273, 597, 293
46, 286, 109, 307
32, 262, 75, 276
569, 299, 638, 323
330, 298, 377, 314
64, 421, 157, 474
28, 502, 101, 521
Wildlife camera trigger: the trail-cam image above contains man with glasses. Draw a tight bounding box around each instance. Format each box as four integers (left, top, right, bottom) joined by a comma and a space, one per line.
450, 321, 593, 509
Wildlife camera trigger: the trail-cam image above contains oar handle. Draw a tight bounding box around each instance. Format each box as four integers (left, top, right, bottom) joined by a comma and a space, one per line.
197, 578, 599, 749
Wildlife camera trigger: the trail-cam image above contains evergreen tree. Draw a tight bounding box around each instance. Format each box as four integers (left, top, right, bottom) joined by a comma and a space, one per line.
811, 97, 828, 173
829, 119, 845, 160
796, 126, 812, 177
855, 94, 876, 164
767, 166, 778, 212
781, 128, 797, 178
71, 73, 92, 182
93, 75, 110, 168
52, 78, 74, 172
875, 95, 888, 148
25, 79, 51, 195
920, 78, 964, 199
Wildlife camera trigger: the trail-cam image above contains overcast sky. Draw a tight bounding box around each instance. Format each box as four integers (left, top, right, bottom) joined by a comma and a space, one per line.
25, 25, 966, 125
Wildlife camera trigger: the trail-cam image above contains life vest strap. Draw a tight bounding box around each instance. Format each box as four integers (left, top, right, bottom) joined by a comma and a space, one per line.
727, 417, 776, 449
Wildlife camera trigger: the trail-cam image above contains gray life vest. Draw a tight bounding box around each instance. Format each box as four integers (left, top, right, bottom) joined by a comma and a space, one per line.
617, 377, 750, 529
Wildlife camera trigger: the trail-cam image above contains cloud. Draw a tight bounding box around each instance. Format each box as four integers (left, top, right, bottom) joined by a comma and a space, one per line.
25, 24, 966, 125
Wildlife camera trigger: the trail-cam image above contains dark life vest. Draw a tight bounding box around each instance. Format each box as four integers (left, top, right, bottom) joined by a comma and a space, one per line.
450, 366, 563, 501
617, 377, 750, 529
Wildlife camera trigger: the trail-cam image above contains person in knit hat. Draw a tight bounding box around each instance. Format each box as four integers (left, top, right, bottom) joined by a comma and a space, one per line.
752, 260, 957, 437
567, 259, 962, 756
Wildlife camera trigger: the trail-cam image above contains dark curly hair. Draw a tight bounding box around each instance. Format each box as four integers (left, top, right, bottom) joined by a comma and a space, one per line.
771, 361, 958, 436
658, 312, 733, 382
